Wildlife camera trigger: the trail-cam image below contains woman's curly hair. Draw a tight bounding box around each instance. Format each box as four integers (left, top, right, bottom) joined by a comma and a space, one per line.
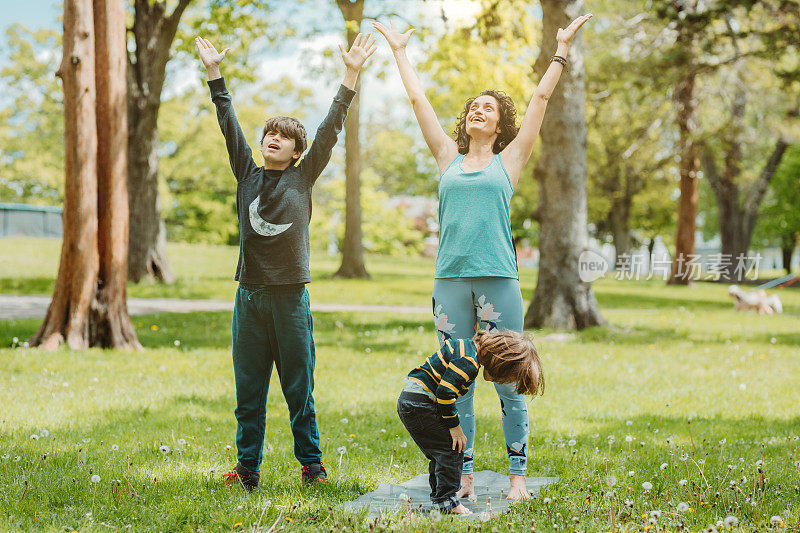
453, 90, 519, 155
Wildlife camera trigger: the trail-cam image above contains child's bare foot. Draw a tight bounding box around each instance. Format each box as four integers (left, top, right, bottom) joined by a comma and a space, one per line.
456, 473, 475, 499
446, 503, 472, 515
506, 474, 531, 500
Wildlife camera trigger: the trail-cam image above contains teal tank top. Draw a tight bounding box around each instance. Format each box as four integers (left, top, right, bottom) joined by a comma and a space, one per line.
435, 153, 518, 279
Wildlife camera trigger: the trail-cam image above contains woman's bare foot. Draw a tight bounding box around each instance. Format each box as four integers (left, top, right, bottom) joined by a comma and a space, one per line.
506, 474, 531, 500
446, 503, 472, 515
456, 473, 475, 499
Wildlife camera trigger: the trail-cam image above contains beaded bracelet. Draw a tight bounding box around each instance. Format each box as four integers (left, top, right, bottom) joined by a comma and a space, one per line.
551, 55, 567, 66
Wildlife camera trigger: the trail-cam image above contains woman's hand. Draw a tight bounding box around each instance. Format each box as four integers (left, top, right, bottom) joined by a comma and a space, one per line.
372, 20, 415, 53
339, 32, 377, 72
449, 425, 467, 453
556, 13, 593, 47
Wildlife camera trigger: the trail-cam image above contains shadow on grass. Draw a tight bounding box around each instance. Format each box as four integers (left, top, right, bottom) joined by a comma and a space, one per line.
595, 291, 732, 312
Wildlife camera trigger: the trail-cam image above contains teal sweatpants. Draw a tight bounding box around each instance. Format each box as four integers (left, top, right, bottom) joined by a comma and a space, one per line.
432, 277, 529, 476
231, 283, 321, 472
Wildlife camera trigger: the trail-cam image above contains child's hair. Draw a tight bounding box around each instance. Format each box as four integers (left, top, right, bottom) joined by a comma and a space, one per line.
473, 329, 544, 396
261, 116, 307, 161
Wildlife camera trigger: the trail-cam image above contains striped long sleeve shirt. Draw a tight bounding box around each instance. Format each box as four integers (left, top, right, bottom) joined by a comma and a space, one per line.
406, 339, 480, 428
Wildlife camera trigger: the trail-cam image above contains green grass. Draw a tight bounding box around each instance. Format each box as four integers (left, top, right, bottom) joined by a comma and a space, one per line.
1, 240, 800, 531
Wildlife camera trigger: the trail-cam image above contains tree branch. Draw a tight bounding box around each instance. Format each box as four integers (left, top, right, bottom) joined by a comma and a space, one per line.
742, 137, 789, 218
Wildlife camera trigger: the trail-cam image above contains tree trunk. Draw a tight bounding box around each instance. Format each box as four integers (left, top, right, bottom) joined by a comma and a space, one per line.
334, 0, 369, 279
33, 0, 140, 350
125, 0, 190, 284
668, 65, 699, 285
781, 233, 796, 274
92, 0, 141, 349
524, 0, 604, 330
609, 194, 632, 268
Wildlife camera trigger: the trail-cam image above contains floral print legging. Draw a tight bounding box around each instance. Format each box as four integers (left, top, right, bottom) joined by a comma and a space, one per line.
431, 277, 529, 476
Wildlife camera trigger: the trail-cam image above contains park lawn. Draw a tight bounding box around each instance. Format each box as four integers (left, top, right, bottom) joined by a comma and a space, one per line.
1, 259, 799, 531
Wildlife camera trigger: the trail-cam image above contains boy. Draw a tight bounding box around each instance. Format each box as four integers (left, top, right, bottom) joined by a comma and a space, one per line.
397, 330, 544, 514
195, 34, 376, 490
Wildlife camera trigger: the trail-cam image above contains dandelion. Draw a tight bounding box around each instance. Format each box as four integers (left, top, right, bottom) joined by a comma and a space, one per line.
82, 438, 91, 443
380, 429, 386, 433
707, 526, 718, 533
337, 446, 346, 455
651, 510, 662, 519
173, 340, 180, 346
178, 438, 186, 446
13, 456, 21, 462
12, 337, 19, 344
543, 497, 552, 504
605, 475, 617, 487
770, 516, 783, 526
739, 383, 746, 391
398, 492, 409, 502
430, 509, 442, 521
660, 463, 668, 470
225, 445, 232, 450
340, 418, 348, 424
1, 454, 9, 460
626, 435, 634, 443
649, 518, 658, 525
677, 502, 690, 512
679, 453, 688, 461
624, 499, 634, 508
568, 439, 576, 447
30, 434, 39, 441
679, 479, 688, 486
755, 460, 764, 470
628, 470, 635, 477
604, 491, 614, 500
40, 429, 49, 438
478, 511, 492, 522
724, 516, 738, 527
91, 474, 101, 483
399, 441, 407, 448
159, 445, 170, 454
111, 445, 119, 451
642, 481, 653, 490
204, 427, 211, 432
233, 523, 242, 529
626, 420, 633, 426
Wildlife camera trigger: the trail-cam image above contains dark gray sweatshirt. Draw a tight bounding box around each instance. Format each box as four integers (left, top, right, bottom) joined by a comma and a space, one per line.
208, 77, 355, 285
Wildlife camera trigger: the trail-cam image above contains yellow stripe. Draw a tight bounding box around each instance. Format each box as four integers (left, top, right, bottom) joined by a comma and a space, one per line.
439, 380, 458, 393
449, 363, 469, 381
464, 356, 479, 369
408, 377, 433, 393
420, 367, 438, 383
442, 413, 457, 418
459, 339, 465, 357
436, 350, 447, 367
426, 361, 442, 380
444, 340, 453, 354
436, 397, 456, 405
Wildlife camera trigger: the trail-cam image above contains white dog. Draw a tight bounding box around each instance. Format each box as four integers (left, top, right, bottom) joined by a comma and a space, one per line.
728, 285, 783, 315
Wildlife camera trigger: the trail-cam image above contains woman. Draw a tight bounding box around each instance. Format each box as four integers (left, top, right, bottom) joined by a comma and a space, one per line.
374, 13, 592, 500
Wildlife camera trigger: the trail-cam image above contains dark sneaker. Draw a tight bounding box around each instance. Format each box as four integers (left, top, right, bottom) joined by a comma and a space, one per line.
223, 462, 259, 491
301, 463, 329, 485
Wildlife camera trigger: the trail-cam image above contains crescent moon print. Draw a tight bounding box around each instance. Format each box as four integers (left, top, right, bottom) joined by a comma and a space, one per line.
248, 197, 293, 237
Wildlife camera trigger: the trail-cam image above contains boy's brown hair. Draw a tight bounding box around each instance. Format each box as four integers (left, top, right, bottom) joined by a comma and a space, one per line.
473, 329, 544, 396
261, 116, 307, 162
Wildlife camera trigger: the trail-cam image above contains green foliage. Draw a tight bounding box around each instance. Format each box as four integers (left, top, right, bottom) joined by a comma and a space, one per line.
753, 145, 800, 248
0, 25, 63, 204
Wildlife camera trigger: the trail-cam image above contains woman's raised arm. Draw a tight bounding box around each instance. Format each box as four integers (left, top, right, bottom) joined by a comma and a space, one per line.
373, 20, 458, 173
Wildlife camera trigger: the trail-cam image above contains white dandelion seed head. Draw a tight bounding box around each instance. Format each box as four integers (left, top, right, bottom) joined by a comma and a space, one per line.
677, 502, 690, 512
337, 446, 346, 455
543, 497, 551, 504
648, 518, 658, 525
91, 474, 101, 483
604, 490, 614, 500
399, 441, 407, 448
605, 475, 617, 487
479, 511, 491, 522
650, 510, 662, 519
225, 445, 232, 450
724, 516, 738, 527
624, 498, 634, 508
625, 435, 634, 443
626, 420, 633, 426
340, 418, 348, 424
755, 460, 764, 469
173, 340, 180, 346
679, 478, 688, 486
628, 470, 635, 477
680, 453, 688, 461
568, 439, 576, 447
642, 481, 653, 490
204, 427, 211, 432
13, 456, 21, 462
178, 438, 186, 446
39, 429, 49, 438
739, 383, 746, 391
159, 445, 169, 454
707, 526, 718, 533
660, 462, 668, 470
770, 516, 783, 526
398, 492, 409, 502
30, 434, 39, 441
12, 337, 19, 343
380, 429, 386, 433
430, 509, 441, 521
716, 521, 725, 529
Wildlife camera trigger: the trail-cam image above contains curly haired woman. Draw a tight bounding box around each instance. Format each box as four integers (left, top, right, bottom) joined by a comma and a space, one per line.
374, 13, 591, 500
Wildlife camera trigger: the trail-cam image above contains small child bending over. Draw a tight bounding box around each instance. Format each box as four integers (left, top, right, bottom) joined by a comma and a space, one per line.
397, 330, 544, 515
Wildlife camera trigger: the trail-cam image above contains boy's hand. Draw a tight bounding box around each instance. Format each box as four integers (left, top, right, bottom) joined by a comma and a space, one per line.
195, 37, 230, 79
449, 425, 467, 453
338, 32, 377, 72
372, 20, 415, 53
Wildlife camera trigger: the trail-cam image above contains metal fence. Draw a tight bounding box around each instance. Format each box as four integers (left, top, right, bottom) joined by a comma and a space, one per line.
0, 203, 63, 238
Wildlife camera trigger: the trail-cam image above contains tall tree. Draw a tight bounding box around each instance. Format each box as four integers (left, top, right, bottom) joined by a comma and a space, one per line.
334, 0, 369, 278
33, 0, 140, 350
126, 0, 192, 283
524, 0, 604, 330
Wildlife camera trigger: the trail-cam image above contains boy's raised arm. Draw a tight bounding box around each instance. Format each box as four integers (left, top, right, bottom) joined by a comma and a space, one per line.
299, 33, 376, 184
196, 37, 258, 182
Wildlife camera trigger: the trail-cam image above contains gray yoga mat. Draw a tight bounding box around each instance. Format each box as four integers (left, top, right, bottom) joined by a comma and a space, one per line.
340, 470, 558, 521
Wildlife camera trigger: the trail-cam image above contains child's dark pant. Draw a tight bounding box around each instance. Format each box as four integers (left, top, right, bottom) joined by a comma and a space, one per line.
397, 391, 463, 510
231, 283, 321, 472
